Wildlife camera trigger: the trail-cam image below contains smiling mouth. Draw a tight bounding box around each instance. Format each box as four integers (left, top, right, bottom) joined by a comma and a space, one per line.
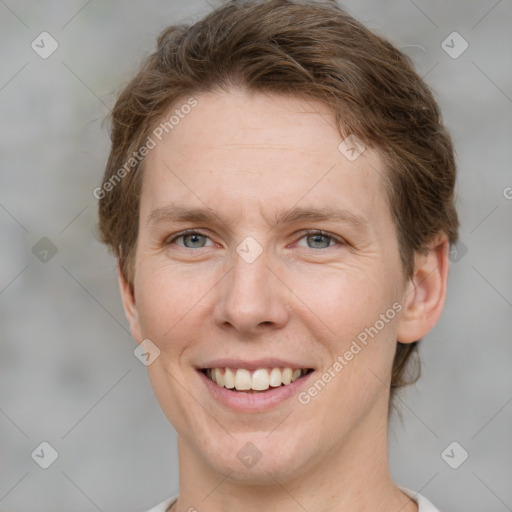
200, 367, 314, 393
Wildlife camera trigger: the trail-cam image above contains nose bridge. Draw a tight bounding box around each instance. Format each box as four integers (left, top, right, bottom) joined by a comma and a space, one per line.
214, 235, 289, 332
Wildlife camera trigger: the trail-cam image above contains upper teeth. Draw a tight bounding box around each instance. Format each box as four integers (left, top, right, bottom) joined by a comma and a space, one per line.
206, 367, 308, 391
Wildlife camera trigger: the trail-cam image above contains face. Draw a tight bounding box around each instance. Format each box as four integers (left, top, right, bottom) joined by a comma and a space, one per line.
121, 88, 428, 484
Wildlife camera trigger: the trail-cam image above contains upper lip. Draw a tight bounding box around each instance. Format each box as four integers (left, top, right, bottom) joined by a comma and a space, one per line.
196, 358, 315, 371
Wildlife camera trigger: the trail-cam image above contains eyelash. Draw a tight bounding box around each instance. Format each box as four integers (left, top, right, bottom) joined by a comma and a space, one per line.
165, 229, 345, 250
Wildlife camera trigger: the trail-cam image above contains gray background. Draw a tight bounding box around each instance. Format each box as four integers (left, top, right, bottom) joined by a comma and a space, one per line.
1, 1, 511, 511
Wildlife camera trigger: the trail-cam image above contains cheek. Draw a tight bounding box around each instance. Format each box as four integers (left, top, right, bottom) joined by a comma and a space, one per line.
299, 272, 400, 411
288, 267, 401, 398
133, 260, 218, 349
287, 265, 398, 338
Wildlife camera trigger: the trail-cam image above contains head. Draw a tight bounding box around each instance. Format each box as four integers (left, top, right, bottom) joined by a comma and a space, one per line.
97, 0, 458, 483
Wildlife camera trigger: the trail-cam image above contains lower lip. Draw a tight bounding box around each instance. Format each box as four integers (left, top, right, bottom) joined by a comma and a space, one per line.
197, 370, 315, 412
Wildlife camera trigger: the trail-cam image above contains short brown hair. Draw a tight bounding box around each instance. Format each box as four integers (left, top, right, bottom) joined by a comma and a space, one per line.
97, 0, 459, 398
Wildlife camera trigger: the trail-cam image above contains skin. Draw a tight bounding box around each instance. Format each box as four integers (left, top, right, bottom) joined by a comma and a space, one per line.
119, 88, 450, 512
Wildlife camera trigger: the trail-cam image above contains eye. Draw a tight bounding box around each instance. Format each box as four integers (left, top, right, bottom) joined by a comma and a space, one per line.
165, 230, 214, 249
296, 230, 344, 249
165, 229, 345, 250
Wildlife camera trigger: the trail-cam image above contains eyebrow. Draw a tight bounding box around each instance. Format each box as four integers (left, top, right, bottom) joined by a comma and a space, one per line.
146, 205, 369, 232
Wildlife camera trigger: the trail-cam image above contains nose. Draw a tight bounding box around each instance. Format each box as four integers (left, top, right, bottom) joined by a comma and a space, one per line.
213, 242, 290, 336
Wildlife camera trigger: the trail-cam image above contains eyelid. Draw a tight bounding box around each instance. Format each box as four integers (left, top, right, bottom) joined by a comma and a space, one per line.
165, 228, 346, 248
165, 229, 213, 246
299, 229, 345, 246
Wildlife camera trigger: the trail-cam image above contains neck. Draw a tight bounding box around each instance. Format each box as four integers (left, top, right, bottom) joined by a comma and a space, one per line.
171, 400, 417, 512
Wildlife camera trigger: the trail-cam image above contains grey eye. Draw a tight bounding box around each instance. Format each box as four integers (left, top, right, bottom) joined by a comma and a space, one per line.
180, 233, 208, 248
305, 233, 333, 249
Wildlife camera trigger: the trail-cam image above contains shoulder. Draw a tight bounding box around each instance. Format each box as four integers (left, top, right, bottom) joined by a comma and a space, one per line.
400, 487, 442, 512
143, 495, 178, 512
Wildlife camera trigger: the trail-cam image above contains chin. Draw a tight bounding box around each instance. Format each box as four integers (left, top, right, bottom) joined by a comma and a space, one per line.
198, 426, 318, 484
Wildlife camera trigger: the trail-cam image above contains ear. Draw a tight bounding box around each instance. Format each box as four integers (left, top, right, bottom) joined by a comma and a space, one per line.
117, 262, 143, 343
396, 234, 450, 343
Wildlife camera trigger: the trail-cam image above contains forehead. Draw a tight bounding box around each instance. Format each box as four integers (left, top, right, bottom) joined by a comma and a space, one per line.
140, 89, 390, 229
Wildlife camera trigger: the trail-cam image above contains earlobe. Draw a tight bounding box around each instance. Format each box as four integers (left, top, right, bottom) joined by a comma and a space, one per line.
117, 262, 143, 343
396, 234, 450, 344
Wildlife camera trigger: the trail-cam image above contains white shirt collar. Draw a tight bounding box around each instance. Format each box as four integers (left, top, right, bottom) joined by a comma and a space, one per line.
146, 488, 442, 512
399, 486, 442, 512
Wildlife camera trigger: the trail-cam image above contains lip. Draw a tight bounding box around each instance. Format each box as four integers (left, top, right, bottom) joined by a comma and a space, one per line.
196, 358, 313, 371
197, 368, 315, 412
